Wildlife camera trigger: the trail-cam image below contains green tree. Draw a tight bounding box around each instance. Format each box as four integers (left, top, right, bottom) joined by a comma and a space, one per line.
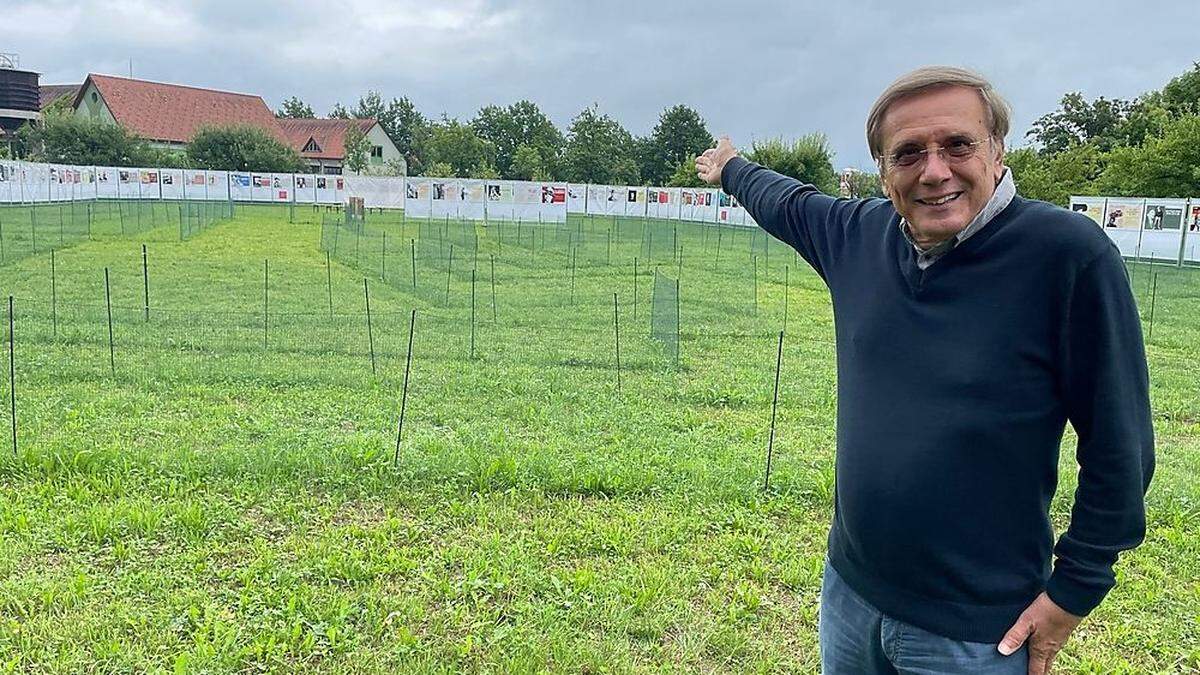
638, 104, 714, 185
471, 101, 563, 179
745, 134, 838, 194
509, 144, 545, 181
844, 170, 884, 198
425, 118, 495, 178
343, 123, 370, 174
472, 159, 500, 179
1026, 92, 1132, 155
1006, 143, 1106, 205
186, 125, 305, 173
666, 157, 705, 187
561, 105, 638, 184
422, 161, 453, 178
328, 103, 351, 119
1095, 114, 1200, 198
1160, 62, 1200, 117
276, 96, 315, 119
16, 111, 157, 165
345, 91, 430, 175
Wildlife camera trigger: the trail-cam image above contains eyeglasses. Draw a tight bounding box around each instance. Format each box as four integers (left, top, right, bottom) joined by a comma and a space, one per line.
883, 137, 991, 171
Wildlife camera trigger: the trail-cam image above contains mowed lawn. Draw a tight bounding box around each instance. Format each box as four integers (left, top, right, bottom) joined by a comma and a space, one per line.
0, 204, 1195, 672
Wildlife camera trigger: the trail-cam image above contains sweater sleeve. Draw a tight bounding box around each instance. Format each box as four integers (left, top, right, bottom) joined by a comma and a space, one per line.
720, 156, 870, 282
1047, 245, 1155, 617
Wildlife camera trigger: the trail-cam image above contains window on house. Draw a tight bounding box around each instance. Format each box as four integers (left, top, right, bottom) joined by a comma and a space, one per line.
303, 137, 321, 153
91, 92, 98, 103
370, 146, 383, 158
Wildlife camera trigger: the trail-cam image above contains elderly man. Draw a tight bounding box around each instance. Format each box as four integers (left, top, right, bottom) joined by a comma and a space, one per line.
696, 66, 1154, 674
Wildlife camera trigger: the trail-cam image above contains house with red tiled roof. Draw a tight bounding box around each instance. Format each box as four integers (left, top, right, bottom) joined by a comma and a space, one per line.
69, 73, 403, 175
72, 73, 286, 149
277, 117, 404, 175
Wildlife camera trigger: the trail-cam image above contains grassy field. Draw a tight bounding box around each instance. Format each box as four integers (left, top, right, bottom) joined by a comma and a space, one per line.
0, 202, 1195, 672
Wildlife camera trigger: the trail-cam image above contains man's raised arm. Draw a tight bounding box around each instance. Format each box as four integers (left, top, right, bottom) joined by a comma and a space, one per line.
696, 137, 874, 281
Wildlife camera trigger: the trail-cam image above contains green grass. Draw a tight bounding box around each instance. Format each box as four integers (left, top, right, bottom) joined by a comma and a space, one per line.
0, 203, 1194, 672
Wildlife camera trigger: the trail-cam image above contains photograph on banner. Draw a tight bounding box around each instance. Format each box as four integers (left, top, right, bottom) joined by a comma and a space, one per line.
230, 173, 252, 201
208, 171, 230, 200
1142, 201, 1184, 231
567, 185, 585, 213
1189, 202, 1200, 233
1069, 197, 1106, 226
1103, 198, 1144, 230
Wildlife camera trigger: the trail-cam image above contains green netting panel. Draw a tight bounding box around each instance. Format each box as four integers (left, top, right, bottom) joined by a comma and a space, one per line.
650, 268, 679, 365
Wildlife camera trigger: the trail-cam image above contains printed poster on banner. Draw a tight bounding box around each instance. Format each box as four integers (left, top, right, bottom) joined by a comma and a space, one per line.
1138, 198, 1188, 260
460, 180, 486, 220
1142, 200, 1184, 231
314, 175, 336, 204
430, 180, 454, 218
1188, 202, 1200, 234
183, 170, 207, 200
1102, 198, 1144, 230
294, 174, 317, 203
139, 170, 160, 199
404, 177, 432, 218
585, 185, 606, 215
1069, 197, 1106, 227
567, 185, 586, 213
160, 169, 184, 200
512, 182, 541, 220
229, 173, 252, 201
605, 186, 623, 215
484, 181, 513, 220
270, 173, 291, 202
207, 171, 230, 200
1102, 198, 1146, 259
250, 174, 276, 202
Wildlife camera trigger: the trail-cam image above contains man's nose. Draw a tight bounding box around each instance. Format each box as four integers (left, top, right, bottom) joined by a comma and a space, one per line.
919, 150, 953, 184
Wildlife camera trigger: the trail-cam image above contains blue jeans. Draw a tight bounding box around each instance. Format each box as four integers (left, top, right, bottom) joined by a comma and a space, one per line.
819, 560, 1029, 674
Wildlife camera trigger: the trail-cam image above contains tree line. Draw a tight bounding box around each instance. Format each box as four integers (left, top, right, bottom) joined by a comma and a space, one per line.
1007, 62, 1200, 204
283, 92, 841, 192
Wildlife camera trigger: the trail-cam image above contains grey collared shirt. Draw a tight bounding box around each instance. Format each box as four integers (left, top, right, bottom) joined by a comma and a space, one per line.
901, 169, 1016, 270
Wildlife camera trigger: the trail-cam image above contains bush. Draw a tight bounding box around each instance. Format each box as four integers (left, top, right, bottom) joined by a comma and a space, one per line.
186, 125, 305, 173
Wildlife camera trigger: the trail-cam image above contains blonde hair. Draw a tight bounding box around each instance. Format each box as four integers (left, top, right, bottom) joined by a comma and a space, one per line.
866, 66, 1011, 162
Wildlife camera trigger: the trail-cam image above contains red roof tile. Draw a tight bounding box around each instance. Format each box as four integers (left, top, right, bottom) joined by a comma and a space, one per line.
277, 118, 377, 160
75, 74, 286, 145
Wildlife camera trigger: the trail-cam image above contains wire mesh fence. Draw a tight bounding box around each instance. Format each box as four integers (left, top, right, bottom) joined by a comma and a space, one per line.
0, 199, 236, 266
0, 201, 1197, 489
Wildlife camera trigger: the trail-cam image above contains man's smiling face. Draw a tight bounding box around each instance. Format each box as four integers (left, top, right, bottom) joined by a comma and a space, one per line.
879, 85, 1005, 248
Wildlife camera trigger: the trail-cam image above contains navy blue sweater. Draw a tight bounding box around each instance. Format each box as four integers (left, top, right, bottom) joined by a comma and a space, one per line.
723, 157, 1155, 643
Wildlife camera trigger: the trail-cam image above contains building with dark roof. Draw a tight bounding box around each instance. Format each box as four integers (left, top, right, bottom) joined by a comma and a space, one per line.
39, 84, 80, 110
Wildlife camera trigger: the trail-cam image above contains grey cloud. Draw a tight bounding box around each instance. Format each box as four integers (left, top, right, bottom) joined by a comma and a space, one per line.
7, 0, 1198, 170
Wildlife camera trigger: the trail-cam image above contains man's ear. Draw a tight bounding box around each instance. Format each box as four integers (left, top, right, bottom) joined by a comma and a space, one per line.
878, 162, 892, 199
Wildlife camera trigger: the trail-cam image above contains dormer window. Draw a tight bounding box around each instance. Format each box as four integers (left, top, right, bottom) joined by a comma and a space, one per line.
302, 137, 321, 153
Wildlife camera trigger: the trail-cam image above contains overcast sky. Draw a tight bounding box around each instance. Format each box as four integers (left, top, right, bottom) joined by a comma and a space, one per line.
7, 0, 1198, 170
